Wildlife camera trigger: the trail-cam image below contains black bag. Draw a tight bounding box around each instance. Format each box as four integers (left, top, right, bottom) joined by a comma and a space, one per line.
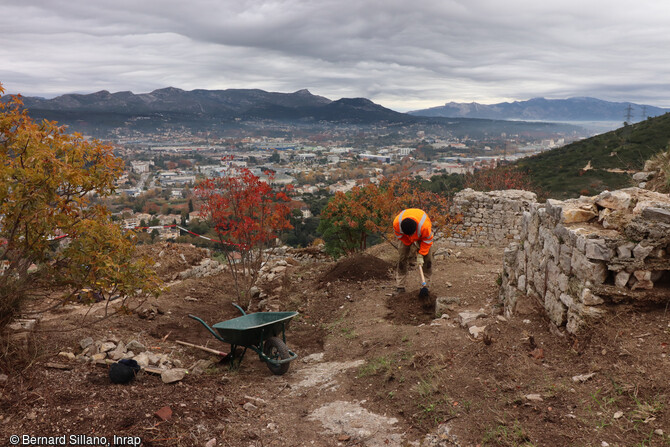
109, 359, 141, 384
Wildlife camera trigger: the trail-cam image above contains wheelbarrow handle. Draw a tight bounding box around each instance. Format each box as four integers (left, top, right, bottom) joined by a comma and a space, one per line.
187, 314, 227, 343
231, 302, 246, 315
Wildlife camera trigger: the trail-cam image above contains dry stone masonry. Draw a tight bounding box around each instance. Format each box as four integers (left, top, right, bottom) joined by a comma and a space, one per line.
445, 189, 537, 247
500, 187, 670, 334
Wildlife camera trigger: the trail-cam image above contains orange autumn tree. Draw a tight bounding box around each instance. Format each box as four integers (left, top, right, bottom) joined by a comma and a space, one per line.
464, 165, 533, 191
318, 177, 461, 258
0, 84, 161, 329
195, 167, 292, 308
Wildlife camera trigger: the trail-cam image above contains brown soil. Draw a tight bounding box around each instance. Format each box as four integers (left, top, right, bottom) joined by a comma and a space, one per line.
1, 243, 669, 447
319, 253, 393, 283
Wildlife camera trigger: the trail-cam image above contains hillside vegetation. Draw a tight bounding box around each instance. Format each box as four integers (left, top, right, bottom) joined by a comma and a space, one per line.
515, 113, 670, 199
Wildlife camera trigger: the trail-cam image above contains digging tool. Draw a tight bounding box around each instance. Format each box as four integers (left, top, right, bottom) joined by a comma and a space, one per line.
176, 340, 229, 358
418, 264, 430, 298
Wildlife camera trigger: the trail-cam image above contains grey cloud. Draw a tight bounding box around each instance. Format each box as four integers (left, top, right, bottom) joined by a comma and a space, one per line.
1, 0, 670, 110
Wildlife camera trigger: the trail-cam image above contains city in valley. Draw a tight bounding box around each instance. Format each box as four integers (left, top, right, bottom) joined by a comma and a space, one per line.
109, 122, 579, 244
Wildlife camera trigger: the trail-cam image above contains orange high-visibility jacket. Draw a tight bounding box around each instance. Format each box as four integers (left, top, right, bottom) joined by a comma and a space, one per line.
393, 208, 433, 256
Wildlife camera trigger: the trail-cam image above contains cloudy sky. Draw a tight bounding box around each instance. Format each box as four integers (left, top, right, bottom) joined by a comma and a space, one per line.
2, 0, 670, 111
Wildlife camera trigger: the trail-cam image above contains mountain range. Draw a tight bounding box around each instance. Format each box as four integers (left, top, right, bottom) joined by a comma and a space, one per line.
14, 87, 411, 124
409, 97, 670, 122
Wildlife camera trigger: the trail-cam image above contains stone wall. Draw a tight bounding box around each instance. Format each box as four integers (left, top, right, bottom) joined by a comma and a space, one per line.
444, 189, 537, 247
499, 187, 670, 334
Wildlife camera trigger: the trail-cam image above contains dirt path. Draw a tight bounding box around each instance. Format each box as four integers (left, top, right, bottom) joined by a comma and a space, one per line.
1, 243, 668, 447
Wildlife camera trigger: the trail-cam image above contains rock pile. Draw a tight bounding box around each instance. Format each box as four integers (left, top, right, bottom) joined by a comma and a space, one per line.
501, 187, 670, 333
178, 258, 225, 280
59, 336, 182, 371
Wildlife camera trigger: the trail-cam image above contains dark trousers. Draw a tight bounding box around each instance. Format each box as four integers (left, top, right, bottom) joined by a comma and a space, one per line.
396, 242, 433, 289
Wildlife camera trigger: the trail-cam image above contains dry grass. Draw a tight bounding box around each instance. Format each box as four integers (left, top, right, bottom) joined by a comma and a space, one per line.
644, 149, 670, 193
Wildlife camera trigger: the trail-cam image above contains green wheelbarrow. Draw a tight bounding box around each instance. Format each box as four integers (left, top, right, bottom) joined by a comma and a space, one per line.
188, 304, 298, 375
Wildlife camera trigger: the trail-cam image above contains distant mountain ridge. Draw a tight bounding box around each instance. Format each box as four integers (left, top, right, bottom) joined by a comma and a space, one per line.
409, 97, 670, 122
3, 87, 590, 139
19, 87, 332, 115
13, 87, 412, 124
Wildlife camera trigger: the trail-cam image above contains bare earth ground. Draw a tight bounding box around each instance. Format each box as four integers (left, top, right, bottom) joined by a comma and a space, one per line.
1, 242, 669, 447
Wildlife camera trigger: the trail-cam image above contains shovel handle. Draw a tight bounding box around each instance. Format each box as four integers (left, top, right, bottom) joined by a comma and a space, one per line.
418, 265, 426, 287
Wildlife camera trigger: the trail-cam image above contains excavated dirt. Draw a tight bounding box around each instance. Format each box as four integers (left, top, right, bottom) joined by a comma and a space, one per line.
319, 253, 393, 283
1, 243, 669, 447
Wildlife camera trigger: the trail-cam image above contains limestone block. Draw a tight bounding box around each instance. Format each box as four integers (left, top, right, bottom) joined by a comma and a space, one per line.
546, 260, 560, 294
544, 291, 567, 326
581, 288, 604, 305
559, 293, 575, 308
616, 242, 635, 259
566, 310, 584, 334
100, 342, 116, 353
545, 199, 564, 221
571, 251, 608, 284
598, 208, 615, 229
517, 275, 526, 292
573, 303, 606, 320
161, 368, 188, 384
559, 250, 572, 273
632, 270, 653, 290
543, 233, 560, 260
576, 235, 589, 254
134, 352, 150, 368
558, 273, 569, 293
562, 207, 598, 224
633, 243, 654, 260
534, 268, 547, 298
503, 245, 518, 266
595, 190, 632, 210
641, 207, 670, 224
516, 249, 526, 272
585, 239, 614, 261
632, 171, 654, 181
615, 271, 631, 288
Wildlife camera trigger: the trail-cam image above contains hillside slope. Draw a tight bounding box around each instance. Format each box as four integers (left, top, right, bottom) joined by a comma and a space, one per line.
515, 113, 670, 199
3, 242, 668, 447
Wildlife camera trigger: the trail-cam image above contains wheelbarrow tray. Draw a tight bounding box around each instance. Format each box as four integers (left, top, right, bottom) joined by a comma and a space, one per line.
211, 311, 297, 347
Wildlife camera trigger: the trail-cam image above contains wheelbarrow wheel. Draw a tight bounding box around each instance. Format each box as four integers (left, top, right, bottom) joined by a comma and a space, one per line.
263, 336, 291, 375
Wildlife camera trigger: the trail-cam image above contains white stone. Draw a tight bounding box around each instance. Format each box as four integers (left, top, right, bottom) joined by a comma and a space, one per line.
134, 352, 150, 368
596, 190, 632, 210
161, 368, 188, 384
633, 244, 654, 260
616, 242, 635, 259
458, 311, 487, 327
79, 337, 94, 350
581, 289, 604, 306
126, 340, 147, 353
100, 342, 116, 353
469, 325, 486, 338
58, 351, 75, 360
615, 271, 631, 288
544, 291, 567, 326
572, 372, 596, 383
632, 270, 653, 290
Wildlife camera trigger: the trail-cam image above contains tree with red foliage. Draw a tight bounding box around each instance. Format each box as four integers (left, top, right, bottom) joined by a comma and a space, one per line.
195, 167, 292, 307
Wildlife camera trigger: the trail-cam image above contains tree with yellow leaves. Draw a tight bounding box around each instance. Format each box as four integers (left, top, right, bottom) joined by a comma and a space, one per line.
0, 84, 161, 329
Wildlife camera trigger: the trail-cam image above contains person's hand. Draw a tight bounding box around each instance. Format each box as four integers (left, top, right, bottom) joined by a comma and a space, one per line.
417, 254, 424, 266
